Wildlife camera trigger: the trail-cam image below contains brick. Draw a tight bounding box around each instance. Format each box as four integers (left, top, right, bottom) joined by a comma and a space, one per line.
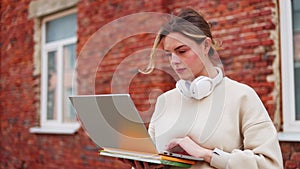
1, 0, 299, 169
291, 152, 300, 161
285, 161, 298, 169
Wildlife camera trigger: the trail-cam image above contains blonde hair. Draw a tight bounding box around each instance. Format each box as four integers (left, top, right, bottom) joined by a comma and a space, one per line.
139, 8, 222, 74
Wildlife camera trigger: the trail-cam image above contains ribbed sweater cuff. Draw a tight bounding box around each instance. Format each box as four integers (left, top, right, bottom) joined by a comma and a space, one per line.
210, 148, 230, 169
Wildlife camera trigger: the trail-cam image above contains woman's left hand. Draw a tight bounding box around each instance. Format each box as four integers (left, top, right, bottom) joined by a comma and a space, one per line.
164, 136, 212, 163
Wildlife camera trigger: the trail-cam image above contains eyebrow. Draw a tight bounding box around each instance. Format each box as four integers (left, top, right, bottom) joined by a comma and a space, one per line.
174, 45, 186, 51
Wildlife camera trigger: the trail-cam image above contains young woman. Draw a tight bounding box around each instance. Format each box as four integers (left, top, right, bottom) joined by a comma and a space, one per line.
126, 8, 283, 169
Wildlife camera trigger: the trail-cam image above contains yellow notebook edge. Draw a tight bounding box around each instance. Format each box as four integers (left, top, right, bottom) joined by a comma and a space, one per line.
160, 155, 196, 165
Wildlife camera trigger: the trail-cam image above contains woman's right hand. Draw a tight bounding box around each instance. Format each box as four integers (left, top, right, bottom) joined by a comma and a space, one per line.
165, 136, 212, 163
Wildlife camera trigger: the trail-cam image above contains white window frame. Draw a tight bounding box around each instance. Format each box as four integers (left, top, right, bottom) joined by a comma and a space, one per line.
30, 9, 80, 134
278, 0, 300, 141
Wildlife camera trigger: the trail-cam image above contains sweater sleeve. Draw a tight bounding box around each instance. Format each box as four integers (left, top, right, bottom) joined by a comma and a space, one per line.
148, 94, 165, 144
210, 86, 283, 169
148, 117, 156, 144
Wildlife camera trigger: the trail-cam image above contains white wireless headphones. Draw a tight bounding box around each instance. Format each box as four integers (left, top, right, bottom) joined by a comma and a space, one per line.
176, 67, 223, 100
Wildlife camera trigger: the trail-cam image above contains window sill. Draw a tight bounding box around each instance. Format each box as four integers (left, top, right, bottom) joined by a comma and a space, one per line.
278, 132, 300, 142
30, 123, 80, 135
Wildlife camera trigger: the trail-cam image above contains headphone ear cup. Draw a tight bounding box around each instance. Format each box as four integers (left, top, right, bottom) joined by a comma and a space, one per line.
176, 67, 223, 100
190, 76, 213, 100
176, 80, 192, 98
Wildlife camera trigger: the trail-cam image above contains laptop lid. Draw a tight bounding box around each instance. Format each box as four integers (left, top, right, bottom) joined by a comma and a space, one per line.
69, 94, 158, 154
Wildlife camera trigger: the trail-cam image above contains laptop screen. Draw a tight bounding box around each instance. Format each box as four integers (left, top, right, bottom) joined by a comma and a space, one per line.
69, 94, 158, 154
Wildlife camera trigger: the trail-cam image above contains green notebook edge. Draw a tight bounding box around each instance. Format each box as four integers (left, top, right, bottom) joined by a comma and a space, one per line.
160, 159, 192, 168
99, 150, 192, 168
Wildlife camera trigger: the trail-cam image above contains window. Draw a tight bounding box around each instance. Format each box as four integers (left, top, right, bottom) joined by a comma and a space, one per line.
292, 0, 300, 121
280, 0, 300, 139
30, 9, 79, 134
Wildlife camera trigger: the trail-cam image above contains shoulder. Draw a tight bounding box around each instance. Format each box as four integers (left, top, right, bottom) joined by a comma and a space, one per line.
224, 77, 253, 91
151, 88, 179, 119
224, 77, 271, 121
157, 88, 180, 101
223, 77, 265, 111
154, 88, 183, 110
224, 77, 258, 98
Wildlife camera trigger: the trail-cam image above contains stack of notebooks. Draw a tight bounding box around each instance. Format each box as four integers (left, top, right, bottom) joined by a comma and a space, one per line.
100, 148, 199, 168
70, 94, 203, 168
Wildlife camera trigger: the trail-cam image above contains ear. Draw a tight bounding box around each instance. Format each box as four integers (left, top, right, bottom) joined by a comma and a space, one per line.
204, 37, 212, 54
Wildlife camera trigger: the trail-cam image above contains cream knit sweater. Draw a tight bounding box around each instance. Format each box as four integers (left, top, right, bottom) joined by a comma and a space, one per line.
148, 77, 283, 169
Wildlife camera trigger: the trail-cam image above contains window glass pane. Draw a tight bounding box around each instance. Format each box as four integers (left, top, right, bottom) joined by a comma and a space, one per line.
46, 13, 77, 43
47, 51, 57, 120
295, 68, 300, 120
292, 0, 300, 120
292, 0, 300, 31
63, 44, 76, 122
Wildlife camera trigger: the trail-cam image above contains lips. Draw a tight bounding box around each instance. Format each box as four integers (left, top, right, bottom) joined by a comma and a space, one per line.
175, 68, 186, 73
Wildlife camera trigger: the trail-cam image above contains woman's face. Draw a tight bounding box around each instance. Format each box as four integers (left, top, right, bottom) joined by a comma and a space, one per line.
162, 32, 209, 81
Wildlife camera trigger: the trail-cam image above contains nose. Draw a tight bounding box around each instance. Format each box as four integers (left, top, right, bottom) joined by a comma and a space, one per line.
170, 53, 181, 64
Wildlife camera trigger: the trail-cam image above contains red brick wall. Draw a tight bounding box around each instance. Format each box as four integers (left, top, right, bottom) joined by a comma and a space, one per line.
0, 0, 299, 168
281, 142, 300, 169
0, 0, 128, 168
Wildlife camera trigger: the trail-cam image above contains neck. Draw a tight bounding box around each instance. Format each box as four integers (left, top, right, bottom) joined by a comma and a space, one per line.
194, 66, 218, 80
207, 66, 219, 79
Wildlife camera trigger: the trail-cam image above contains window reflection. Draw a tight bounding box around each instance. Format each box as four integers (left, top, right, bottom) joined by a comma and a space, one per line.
294, 32, 300, 63
47, 51, 57, 120
293, 0, 300, 120
63, 44, 76, 122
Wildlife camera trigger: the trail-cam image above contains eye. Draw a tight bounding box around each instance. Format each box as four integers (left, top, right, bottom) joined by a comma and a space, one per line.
177, 50, 186, 54
175, 46, 189, 55
165, 52, 172, 57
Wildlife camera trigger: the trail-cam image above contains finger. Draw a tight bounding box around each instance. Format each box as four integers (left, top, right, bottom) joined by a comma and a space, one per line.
121, 159, 134, 166
142, 162, 165, 169
146, 163, 164, 169
165, 140, 177, 150
143, 162, 150, 169
166, 144, 178, 150
134, 161, 143, 169
165, 138, 182, 150
153, 164, 165, 169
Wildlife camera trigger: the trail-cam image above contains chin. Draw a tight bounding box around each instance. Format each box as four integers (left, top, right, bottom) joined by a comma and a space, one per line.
178, 75, 193, 81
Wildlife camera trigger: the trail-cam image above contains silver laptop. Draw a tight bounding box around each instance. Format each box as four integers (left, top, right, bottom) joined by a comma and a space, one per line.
69, 94, 203, 161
